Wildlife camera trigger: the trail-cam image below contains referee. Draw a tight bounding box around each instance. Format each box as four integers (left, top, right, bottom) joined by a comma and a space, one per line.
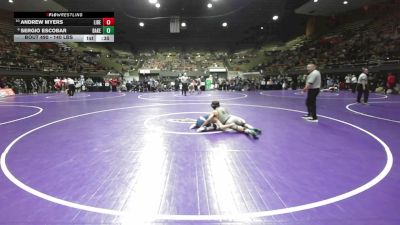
180, 73, 189, 96
66, 77, 76, 96
356, 67, 369, 104
302, 63, 321, 122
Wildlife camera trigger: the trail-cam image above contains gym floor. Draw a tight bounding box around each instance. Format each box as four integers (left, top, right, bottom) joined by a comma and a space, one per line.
0, 90, 399, 225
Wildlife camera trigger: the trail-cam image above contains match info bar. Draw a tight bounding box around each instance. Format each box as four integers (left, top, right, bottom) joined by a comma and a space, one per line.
14, 12, 114, 43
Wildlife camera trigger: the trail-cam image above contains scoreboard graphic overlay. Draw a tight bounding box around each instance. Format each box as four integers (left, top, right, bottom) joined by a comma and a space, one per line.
14, 12, 114, 42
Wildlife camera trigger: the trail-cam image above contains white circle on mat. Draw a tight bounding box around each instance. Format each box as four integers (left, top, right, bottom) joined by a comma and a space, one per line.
138, 92, 247, 102
45, 94, 91, 99
0, 103, 393, 221
144, 112, 222, 135
346, 101, 400, 124
0, 93, 126, 104
173, 94, 212, 97
260, 91, 388, 100
0, 105, 43, 126
293, 91, 339, 96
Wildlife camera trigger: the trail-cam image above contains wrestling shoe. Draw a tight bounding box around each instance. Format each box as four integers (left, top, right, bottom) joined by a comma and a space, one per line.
306, 118, 318, 123
252, 128, 262, 135
197, 126, 206, 132
302, 115, 312, 119
247, 130, 259, 139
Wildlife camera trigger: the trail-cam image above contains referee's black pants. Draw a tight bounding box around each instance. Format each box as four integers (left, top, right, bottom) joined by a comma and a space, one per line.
306, 88, 320, 119
68, 84, 76, 96
356, 84, 369, 103
182, 83, 188, 96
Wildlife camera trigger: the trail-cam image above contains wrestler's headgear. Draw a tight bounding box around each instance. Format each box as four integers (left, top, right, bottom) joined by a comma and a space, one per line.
211, 101, 220, 109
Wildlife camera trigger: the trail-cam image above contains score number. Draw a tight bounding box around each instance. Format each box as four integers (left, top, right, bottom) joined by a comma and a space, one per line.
102, 18, 115, 26
102, 18, 115, 35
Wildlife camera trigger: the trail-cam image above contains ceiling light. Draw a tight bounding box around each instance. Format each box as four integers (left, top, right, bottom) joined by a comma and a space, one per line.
9, 0, 13, 3
139, 22, 144, 27
222, 22, 228, 27
155, 3, 160, 8
260, 26, 264, 30
343, 1, 348, 4
181, 22, 187, 27
149, 0, 157, 4
272, 15, 279, 21
314, 0, 318, 2
207, 3, 213, 8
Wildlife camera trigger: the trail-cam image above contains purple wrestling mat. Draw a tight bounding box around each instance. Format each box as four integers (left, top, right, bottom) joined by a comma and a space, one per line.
0, 90, 399, 225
